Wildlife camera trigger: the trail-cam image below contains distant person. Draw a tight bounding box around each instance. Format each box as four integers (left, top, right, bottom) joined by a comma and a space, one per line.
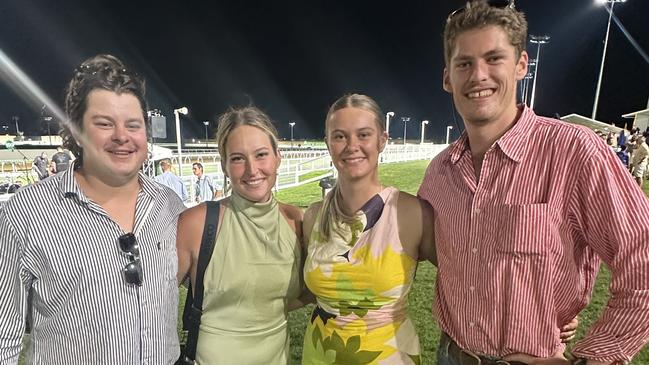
155, 158, 188, 201
47, 160, 57, 176
418, 1, 649, 364
51, 146, 72, 172
630, 136, 649, 188
618, 129, 628, 147
192, 162, 221, 203
617, 144, 630, 168
0, 54, 186, 363
32, 152, 49, 181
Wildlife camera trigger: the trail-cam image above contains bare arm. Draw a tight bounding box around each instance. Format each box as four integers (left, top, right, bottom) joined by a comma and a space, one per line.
287, 202, 321, 311
175, 204, 207, 285
418, 198, 437, 266
396, 191, 437, 265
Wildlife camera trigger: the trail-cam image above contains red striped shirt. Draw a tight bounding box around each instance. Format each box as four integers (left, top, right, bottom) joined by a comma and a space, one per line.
418, 106, 649, 363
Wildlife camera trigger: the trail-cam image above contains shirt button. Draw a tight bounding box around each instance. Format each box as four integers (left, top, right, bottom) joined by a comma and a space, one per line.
474, 208, 481, 214
469, 321, 475, 327
471, 248, 478, 254
469, 286, 475, 292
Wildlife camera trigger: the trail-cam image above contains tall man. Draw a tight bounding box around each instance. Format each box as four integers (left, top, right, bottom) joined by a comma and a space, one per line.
0, 54, 186, 364
418, 2, 649, 365
155, 158, 188, 201
192, 162, 222, 202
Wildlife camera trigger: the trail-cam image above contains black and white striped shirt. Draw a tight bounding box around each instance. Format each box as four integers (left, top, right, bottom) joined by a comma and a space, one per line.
0, 164, 186, 364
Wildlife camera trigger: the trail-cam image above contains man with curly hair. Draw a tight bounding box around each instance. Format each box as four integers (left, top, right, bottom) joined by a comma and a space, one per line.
0, 54, 185, 364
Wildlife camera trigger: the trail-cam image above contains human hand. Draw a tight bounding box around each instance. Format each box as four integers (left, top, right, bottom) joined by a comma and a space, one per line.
560, 316, 579, 343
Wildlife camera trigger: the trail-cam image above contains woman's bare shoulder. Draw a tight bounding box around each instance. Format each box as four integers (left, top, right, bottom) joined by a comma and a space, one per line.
279, 202, 304, 222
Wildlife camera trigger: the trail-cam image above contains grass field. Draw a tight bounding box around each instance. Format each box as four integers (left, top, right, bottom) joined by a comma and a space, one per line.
19, 160, 649, 364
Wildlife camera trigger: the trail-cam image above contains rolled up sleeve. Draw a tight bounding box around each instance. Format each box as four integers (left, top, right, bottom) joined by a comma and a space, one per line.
571, 143, 649, 362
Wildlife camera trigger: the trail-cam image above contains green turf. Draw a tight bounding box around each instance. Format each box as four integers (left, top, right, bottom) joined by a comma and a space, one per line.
297, 169, 332, 183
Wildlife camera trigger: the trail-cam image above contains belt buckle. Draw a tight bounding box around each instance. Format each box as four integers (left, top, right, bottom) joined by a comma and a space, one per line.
495, 360, 512, 365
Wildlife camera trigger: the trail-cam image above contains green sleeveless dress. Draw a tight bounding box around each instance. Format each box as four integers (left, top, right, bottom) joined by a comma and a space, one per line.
195, 192, 302, 365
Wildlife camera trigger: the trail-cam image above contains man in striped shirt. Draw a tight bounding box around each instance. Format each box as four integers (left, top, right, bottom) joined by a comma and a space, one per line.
418, 1, 649, 365
0, 54, 185, 364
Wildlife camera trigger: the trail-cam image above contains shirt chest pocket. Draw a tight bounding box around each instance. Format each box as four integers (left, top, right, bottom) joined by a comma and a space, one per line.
495, 203, 552, 257
159, 239, 178, 283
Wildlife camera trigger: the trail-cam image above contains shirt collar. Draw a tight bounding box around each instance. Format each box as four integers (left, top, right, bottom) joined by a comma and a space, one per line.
57, 160, 162, 201
494, 105, 536, 163
447, 105, 536, 164
448, 133, 470, 165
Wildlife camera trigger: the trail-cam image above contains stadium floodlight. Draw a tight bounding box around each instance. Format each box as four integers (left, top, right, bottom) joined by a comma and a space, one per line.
174, 106, 189, 176
446, 125, 454, 144
289, 122, 296, 147
529, 35, 550, 109
203, 121, 209, 148
420, 120, 429, 144
386, 112, 395, 138
592, 0, 627, 120
401, 117, 411, 145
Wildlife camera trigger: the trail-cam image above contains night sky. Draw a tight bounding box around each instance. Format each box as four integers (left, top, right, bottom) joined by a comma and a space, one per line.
1, 0, 648, 142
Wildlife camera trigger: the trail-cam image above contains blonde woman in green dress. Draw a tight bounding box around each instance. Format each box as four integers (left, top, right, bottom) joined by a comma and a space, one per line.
176, 106, 309, 364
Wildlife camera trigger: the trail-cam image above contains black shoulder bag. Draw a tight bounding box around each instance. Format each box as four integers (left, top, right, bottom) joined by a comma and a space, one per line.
176, 201, 220, 365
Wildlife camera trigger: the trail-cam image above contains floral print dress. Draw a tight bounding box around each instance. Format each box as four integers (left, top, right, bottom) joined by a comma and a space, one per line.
302, 187, 420, 365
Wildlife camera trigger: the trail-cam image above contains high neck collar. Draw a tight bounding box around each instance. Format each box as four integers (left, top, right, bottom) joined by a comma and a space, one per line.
230, 191, 278, 220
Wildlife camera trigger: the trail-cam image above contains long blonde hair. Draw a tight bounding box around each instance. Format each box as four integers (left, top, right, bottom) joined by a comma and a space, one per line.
318, 94, 385, 241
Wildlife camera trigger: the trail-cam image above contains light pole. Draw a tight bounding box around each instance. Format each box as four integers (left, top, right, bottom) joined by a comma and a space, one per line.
12, 116, 19, 134
174, 106, 188, 176
520, 58, 535, 104
420, 120, 429, 144
592, 0, 626, 120
289, 122, 296, 147
401, 117, 410, 145
203, 121, 209, 148
386, 111, 394, 139
44, 117, 53, 144
446, 125, 454, 144
522, 72, 534, 105
529, 35, 550, 109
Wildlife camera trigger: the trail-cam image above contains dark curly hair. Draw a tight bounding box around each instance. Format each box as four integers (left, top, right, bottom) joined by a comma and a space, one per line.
62, 54, 148, 166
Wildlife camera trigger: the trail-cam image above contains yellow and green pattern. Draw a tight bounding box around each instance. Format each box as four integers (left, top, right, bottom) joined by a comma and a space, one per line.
302, 187, 421, 365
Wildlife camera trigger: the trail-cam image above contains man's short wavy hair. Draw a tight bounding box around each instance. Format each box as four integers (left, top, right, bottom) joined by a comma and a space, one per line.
443, 0, 528, 65
62, 54, 147, 166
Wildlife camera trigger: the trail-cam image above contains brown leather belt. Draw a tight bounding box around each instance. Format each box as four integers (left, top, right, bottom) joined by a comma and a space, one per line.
441, 333, 528, 365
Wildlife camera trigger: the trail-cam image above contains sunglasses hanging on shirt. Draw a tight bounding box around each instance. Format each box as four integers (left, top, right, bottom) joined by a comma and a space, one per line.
118, 233, 143, 286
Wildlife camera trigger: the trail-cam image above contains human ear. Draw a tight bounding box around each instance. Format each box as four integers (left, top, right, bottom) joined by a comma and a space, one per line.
443, 68, 453, 94
515, 51, 529, 80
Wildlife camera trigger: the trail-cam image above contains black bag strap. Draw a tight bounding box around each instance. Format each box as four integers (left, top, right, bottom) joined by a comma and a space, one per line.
179, 200, 220, 363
